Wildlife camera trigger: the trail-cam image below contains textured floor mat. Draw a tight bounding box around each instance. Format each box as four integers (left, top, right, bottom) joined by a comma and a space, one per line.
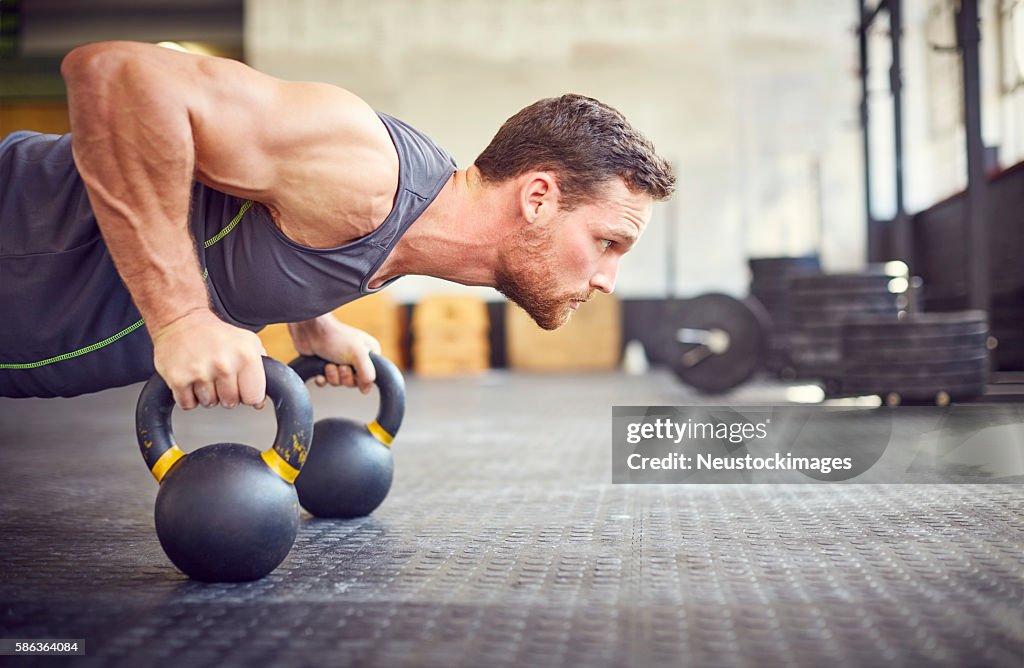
1, 371, 1022, 667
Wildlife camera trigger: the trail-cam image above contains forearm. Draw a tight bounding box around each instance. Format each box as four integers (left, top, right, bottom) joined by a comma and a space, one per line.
287, 313, 336, 341
63, 44, 210, 334
287, 314, 337, 367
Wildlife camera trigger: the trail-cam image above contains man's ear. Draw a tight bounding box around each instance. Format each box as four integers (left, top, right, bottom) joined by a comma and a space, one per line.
519, 172, 559, 223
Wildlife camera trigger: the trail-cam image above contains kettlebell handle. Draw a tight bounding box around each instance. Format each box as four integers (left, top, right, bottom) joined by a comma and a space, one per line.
136, 357, 314, 484
289, 352, 406, 446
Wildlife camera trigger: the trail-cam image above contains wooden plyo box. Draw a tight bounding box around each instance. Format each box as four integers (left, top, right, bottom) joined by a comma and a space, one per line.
412, 295, 490, 376
412, 341, 490, 376
257, 291, 407, 368
505, 292, 622, 371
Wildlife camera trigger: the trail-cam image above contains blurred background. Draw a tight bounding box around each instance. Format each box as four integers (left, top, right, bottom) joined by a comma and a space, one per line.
3, 7, 1022, 664
2, 0, 1022, 392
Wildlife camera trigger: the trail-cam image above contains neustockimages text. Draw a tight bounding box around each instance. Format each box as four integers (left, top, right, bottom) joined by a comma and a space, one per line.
626, 451, 853, 474
624, 418, 853, 474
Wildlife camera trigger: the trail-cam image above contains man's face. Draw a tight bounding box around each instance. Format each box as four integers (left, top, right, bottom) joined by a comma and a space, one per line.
495, 179, 653, 330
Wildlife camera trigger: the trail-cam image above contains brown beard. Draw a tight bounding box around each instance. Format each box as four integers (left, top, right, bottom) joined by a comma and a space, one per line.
495, 221, 589, 330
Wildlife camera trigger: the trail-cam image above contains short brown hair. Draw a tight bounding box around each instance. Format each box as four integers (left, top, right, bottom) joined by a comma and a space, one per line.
474, 94, 675, 209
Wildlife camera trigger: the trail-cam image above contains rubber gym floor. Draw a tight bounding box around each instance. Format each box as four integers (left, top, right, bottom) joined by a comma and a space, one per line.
1, 370, 1022, 667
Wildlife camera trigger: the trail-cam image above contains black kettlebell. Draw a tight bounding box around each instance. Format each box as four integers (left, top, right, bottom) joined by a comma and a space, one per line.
136, 357, 314, 582
290, 353, 405, 518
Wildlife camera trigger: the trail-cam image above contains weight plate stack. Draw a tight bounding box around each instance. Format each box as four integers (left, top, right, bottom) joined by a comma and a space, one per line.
989, 290, 1024, 372
788, 266, 907, 385
747, 256, 821, 377
658, 293, 768, 394
834, 311, 990, 404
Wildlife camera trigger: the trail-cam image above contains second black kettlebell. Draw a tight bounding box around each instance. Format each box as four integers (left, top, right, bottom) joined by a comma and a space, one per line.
290, 353, 406, 518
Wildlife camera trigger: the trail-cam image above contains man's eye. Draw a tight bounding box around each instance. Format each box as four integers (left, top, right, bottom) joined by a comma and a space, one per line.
601, 239, 613, 250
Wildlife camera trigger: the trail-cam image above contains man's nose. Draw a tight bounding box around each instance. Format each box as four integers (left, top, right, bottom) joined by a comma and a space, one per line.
590, 256, 619, 294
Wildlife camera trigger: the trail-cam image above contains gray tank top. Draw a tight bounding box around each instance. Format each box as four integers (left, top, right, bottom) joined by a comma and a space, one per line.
194, 112, 456, 329
0, 112, 455, 397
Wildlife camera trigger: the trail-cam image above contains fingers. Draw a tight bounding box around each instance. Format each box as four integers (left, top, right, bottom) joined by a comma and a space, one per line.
310, 362, 374, 392
337, 365, 358, 388
172, 384, 200, 411
152, 315, 269, 411
215, 374, 240, 409
349, 350, 376, 394
197, 356, 262, 410
237, 353, 267, 409
193, 381, 218, 408
289, 320, 381, 393
315, 365, 356, 388
168, 367, 260, 411
257, 347, 269, 407
324, 364, 340, 385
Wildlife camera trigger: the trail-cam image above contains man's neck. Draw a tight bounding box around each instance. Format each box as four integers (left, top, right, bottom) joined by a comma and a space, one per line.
369, 166, 509, 289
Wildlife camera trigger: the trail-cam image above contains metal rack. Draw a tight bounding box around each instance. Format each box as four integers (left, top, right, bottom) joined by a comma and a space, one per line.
856, 0, 990, 312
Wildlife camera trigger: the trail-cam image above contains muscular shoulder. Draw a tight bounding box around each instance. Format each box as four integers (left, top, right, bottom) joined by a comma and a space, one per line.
202, 78, 400, 246
268, 88, 400, 246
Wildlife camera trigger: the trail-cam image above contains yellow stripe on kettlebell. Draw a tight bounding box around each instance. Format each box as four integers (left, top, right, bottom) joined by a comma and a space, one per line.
151, 445, 186, 483
261, 448, 300, 484
366, 420, 394, 447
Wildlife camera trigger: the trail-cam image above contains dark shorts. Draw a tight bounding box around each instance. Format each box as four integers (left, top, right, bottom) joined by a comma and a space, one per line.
0, 131, 155, 398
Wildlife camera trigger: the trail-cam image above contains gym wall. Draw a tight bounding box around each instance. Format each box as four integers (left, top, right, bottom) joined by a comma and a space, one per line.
245, 0, 865, 301
867, 0, 1024, 217
6, 1, 1021, 304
